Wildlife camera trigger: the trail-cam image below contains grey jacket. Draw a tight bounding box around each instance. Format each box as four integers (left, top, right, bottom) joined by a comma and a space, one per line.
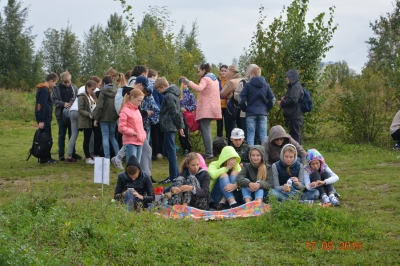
52, 83, 78, 120
280, 69, 303, 120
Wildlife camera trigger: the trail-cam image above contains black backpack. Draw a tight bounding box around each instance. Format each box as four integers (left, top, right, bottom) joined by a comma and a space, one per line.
26, 129, 53, 161
226, 79, 246, 120
300, 87, 313, 113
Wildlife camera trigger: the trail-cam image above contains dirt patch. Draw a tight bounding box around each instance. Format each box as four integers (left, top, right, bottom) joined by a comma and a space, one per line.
376, 162, 400, 167
372, 184, 390, 191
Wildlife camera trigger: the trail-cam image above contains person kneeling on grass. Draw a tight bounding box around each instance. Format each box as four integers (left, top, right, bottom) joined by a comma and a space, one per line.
271, 144, 304, 201
114, 155, 154, 211
304, 149, 340, 205
236, 145, 272, 203
169, 153, 210, 210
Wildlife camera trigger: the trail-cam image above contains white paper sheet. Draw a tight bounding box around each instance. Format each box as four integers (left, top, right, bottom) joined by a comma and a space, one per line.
94, 157, 110, 185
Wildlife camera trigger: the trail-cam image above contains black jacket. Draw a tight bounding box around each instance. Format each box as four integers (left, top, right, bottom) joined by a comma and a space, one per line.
281, 69, 303, 120
114, 156, 154, 206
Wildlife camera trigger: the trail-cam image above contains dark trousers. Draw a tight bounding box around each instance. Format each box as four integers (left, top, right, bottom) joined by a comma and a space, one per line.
225, 111, 236, 145
178, 120, 192, 152
216, 108, 227, 137
391, 128, 400, 144
287, 119, 303, 144
83, 128, 92, 158
38, 117, 53, 163
310, 171, 333, 197
151, 123, 164, 156
92, 124, 102, 156
57, 118, 75, 157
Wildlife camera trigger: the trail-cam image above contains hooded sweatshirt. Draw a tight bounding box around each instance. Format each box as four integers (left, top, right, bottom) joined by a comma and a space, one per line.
262, 125, 307, 165
160, 84, 185, 132
280, 69, 303, 120
239, 76, 275, 116
35, 83, 53, 122
207, 146, 241, 192
271, 144, 304, 191
114, 155, 155, 205
304, 149, 339, 191
92, 84, 118, 122
236, 145, 273, 190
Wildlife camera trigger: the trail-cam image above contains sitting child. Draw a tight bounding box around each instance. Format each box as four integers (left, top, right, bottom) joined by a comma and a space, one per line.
230, 128, 250, 165
208, 146, 242, 209
169, 153, 210, 210
304, 148, 340, 205
271, 144, 304, 201
114, 155, 155, 211
236, 145, 272, 203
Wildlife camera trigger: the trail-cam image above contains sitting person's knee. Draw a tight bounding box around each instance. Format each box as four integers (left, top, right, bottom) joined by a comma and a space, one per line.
220, 173, 229, 178
231, 170, 239, 176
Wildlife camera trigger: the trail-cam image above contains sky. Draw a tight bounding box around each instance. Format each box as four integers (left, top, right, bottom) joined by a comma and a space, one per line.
2, 0, 396, 73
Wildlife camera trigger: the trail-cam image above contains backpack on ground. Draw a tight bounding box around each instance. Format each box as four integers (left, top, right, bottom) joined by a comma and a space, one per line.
300, 87, 313, 113
26, 129, 53, 161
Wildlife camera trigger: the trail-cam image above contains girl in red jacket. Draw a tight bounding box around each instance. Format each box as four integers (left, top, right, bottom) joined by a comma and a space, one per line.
118, 89, 147, 164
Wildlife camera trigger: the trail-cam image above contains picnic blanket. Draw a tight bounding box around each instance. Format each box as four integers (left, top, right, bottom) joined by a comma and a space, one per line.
156, 201, 270, 220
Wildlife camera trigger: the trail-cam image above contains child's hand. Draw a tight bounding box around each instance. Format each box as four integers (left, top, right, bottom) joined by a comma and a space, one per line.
226, 158, 236, 170
309, 182, 317, 188
147, 110, 154, 116
223, 183, 237, 192
132, 132, 137, 136
132, 190, 143, 200
283, 184, 291, 192
171, 187, 181, 194
178, 129, 185, 137
316, 180, 326, 186
179, 185, 193, 192
248, 182, 260, 192
291, 177, 299, 186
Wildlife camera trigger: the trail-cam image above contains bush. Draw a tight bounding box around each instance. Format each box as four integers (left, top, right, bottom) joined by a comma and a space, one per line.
333, 69, 399, 142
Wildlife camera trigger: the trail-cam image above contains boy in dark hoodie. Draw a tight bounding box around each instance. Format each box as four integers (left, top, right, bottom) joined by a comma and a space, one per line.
114, 155, 155, 211
154, 77, 185, 184
239, 66, 275, 146
278, 69, 304, 144
35, 72, 59, 164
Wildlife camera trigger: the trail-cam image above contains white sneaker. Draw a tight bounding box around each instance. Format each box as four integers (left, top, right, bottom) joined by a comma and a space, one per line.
329, 194, 340, 206
86, 158, 95, 165
111, 156, 124, 170
157, 153, 163, 159
321, 195, 330, 204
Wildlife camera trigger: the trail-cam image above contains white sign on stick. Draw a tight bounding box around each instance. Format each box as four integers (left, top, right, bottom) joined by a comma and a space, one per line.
94, 157, 110, 185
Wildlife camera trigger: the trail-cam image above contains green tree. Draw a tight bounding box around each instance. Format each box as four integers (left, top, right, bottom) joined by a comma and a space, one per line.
247, 0, 337, 136
0, 0, 41, 89
104, 13, 134, 73
40, 26, 81, 82
81, 24, 109, 78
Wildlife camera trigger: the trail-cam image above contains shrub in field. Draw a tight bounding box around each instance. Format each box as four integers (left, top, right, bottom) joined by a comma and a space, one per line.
333, 69, 399, 142
0, 89, 36, 121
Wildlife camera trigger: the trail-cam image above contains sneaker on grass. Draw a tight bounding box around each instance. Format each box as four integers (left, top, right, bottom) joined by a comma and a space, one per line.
111, 156, 124, 170
86, 158, 95, 165
65, 157, 77, 163
329, 194, 340, 206
393, 144, 400, 151
321, 194, 330, 204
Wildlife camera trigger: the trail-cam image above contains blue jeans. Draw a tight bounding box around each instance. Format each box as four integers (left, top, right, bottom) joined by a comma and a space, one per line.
124, 190, 142, 211
303, 189, 320, 200
100, 121, 120, 159
163, 131, 178, 181
242, 187, 264, 200
270, 189, 301, 202
246, 115, 267, 146
57, 118, 72, 157
125, 144, 143, 164
219, 175, 237, 201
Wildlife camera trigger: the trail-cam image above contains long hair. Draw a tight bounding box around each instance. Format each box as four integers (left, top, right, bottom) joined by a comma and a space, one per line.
250, 149, 267, 181
283, 145, 296, 176
121, 88, 144, 108
180, 152, 199, 173
116, 73, 127, 88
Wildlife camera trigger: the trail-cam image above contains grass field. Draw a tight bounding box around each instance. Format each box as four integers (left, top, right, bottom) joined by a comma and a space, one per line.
0, 115, 400, 264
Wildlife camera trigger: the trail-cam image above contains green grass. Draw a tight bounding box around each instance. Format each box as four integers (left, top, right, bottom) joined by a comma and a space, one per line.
0, 92, 400, 264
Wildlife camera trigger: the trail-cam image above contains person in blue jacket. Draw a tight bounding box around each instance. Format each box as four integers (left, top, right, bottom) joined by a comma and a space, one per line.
239, 66, 275, 146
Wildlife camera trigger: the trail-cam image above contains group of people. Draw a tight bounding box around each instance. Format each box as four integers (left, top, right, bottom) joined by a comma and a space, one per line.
34, 62, 340, 211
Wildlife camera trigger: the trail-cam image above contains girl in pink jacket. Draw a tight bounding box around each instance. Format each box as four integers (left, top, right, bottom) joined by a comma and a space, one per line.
119, 89, 146, 163
181, 63, 222, 159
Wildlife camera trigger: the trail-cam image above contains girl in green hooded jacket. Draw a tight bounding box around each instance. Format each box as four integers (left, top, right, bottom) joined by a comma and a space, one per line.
208, 146, 241, 209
